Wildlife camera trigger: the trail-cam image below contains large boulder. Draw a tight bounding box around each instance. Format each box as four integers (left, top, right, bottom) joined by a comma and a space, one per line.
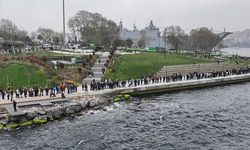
74, 105, 82, 113
65, 106, 75, 115
35, 110, 47, 115
86, 100, 97, 108
51, 108, 64, 120
46, 113, 54, 121
80, 102, 87, 109
64, 103, 83, 115
25, 112, 39, 120
97, 99, 106, 105
18, 116, 29, 124
8, 116, 20, 123
0, 118, 9, 125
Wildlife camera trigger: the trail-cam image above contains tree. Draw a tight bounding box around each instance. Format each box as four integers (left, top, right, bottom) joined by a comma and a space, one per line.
125, 38, 133, 48
0, 19, 18, 49
163, 25, 185, 53
53, 36, 61, 45
68, 18, 77, 43
37, 28, 56, 44
37, 34, 43, 41
137, 31, 148, 48
113, 39, 125, 49
179, 35, 192, 50
68, 10, 119, 49
190, 27, 221, 58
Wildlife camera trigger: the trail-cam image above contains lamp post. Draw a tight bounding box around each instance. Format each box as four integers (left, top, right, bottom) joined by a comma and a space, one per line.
0, 0, 2, 20
62, 0, 66, 50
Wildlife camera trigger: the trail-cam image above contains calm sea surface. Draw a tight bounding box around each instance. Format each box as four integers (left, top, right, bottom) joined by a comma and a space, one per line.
0, 82, 250, 149
222, 47, 250, 57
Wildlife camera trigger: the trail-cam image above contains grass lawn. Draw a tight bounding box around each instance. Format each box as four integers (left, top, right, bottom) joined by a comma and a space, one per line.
28, 50, 66, 58
106, 52, 215, 80
0, 63, 52, 89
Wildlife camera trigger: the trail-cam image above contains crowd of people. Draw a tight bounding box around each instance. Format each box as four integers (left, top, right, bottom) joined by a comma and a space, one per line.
0, 83, 78, 101
1, 67, 250, 101
85, 68, 250, 91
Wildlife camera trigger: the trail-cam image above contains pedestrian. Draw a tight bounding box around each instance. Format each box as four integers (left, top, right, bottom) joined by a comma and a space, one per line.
13, 100, 17, 112
10, 89, 14, 101
2, 91, 5, 100
61, 92, 65, 98
84, 83, 88, 92
24, 88, 27, 98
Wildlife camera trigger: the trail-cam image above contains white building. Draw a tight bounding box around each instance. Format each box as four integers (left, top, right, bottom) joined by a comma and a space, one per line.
119, 20, 166, 49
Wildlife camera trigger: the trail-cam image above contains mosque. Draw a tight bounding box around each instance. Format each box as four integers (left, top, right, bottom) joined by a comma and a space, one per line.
119, 20, 166, 50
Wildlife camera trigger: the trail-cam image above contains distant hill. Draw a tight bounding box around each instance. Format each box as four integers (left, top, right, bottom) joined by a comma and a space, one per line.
223, 29, 250, 47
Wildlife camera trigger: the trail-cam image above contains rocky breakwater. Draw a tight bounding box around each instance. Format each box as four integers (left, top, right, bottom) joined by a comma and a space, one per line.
0, 95, 119, 131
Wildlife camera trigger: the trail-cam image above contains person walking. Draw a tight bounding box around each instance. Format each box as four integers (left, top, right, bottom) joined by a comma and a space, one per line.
13, 100, 17, 112
1, 90, 5, 100
10, 89, 14, 101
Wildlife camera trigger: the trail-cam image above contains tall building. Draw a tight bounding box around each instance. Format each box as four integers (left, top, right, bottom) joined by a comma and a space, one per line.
119, 20, 165, 49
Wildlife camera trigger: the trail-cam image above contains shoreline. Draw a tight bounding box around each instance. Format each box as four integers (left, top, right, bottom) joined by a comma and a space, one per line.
1, 73, 250, 130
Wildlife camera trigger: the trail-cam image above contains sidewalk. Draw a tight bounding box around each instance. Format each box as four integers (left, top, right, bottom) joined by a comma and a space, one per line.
2, 74, 250, 106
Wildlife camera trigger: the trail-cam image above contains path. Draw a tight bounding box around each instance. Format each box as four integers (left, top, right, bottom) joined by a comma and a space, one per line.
83, 52, 109, 83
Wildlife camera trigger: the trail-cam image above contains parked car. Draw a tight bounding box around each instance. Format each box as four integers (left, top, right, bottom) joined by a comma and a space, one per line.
25, 46, 32, 51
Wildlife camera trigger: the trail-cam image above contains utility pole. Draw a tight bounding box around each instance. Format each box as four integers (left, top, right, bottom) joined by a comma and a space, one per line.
62, 0, 66, 50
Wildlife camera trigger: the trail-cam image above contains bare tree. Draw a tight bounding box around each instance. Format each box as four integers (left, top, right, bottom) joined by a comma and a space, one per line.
68, 10, 119, 49
0, 19, 18, 50
125, 38, 133, 48
37, 28, 55, 44
163, 25, 185, 53
137, 31, 148, 48
190, 27, 221, 58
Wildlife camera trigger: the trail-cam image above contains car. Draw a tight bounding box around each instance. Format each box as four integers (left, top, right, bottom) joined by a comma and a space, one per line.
25, 46, 32, 51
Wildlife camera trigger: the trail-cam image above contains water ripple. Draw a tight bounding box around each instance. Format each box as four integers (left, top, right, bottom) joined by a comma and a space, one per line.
1, 83, 250, 149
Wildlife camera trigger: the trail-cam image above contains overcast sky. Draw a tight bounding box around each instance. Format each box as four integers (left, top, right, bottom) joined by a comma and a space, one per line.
0, 0, 249, 33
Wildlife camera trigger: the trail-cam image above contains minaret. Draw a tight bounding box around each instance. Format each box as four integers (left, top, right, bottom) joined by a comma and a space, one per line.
149, 20, 156, 29
119, 20, 123, 30
133, 24, 138, 31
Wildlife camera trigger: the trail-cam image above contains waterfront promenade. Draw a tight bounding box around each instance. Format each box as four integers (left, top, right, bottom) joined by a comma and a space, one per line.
1, 73, 250, 106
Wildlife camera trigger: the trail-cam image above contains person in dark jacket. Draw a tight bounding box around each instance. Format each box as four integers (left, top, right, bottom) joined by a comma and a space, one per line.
13, 100, 17, 112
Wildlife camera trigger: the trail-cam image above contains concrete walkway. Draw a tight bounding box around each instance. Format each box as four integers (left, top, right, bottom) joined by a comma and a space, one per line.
83, 52, 110, 83
1, 98, 69, 116
1, 73, 250, 116
2, 73, 250, 106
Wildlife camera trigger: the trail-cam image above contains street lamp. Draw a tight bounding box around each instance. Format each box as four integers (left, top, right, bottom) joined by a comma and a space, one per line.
62, 0, 66, 50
